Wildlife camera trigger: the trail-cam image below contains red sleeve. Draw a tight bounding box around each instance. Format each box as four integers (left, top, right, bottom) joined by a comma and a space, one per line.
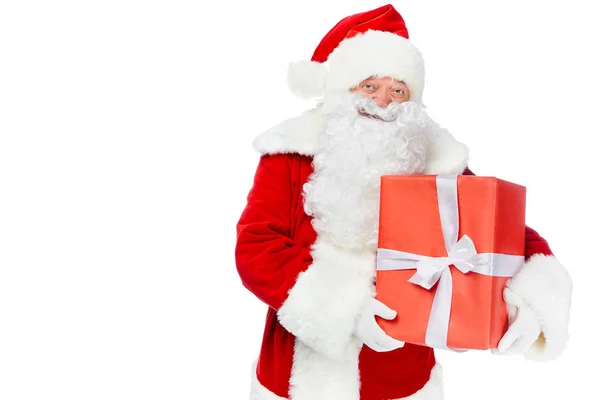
235, 154, 312, 310
524, 226, 552, 258
237, 153, 372, 361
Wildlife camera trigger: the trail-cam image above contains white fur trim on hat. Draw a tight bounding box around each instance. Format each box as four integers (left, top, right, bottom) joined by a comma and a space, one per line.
287, 60, 328, 98
287, 30, 425, 103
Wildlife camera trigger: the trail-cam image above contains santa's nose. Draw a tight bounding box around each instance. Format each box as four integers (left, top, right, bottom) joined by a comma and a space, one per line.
372, 93, 392, 108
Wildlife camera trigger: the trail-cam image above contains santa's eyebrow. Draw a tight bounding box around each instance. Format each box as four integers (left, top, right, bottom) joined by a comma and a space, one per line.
363, 76, 405, 84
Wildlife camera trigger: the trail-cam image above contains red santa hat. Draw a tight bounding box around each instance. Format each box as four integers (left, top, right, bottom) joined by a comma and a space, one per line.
288, 4, 426, 103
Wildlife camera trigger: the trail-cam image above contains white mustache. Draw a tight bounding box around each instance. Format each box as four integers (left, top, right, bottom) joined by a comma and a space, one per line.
320, 92, 427, 125
355, 97, 413, 122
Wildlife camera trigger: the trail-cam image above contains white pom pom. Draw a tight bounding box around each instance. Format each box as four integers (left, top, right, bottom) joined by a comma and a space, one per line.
287, 60, 327, 98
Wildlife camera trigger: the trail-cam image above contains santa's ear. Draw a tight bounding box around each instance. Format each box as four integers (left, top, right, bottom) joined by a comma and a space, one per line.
287, 60, 327, 99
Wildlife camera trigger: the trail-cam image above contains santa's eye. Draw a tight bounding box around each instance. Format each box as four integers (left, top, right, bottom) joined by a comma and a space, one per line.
394, 89, 405, 95
363, 84, 375, 90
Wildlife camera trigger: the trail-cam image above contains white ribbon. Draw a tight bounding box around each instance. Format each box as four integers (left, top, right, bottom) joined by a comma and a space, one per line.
376, 175, 524, 350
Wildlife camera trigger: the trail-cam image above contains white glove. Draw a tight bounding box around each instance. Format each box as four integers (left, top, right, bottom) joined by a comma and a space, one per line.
354, 297, 405, 352
494, 287, 542, 355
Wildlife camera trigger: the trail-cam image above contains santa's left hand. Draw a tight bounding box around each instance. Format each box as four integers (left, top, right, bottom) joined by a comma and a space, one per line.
493, 287, 542, 355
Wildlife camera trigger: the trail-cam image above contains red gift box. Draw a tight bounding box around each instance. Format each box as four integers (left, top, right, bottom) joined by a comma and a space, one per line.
375, 174, 526, 350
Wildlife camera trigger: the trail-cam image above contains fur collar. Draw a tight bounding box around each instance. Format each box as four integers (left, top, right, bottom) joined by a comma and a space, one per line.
252, 107, 469, 175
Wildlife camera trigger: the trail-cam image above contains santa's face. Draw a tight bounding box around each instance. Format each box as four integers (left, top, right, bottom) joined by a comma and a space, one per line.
302, 88, 430, 251
350, 76, 411, 114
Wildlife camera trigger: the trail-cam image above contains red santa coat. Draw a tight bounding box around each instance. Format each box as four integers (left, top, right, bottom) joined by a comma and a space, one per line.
235, 108, 572, 400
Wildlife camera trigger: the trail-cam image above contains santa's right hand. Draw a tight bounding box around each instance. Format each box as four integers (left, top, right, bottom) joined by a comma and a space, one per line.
354, 297, 405, 352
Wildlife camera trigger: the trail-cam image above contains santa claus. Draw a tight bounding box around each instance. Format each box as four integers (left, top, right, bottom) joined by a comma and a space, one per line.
235, 4, 572, 400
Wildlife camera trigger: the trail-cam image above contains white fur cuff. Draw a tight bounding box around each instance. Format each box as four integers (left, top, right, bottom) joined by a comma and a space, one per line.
276, 237, 375, 361
506, 254, 573, 361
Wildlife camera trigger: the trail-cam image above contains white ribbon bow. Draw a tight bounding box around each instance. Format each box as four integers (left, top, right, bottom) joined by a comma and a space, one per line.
409, 234, 480, 290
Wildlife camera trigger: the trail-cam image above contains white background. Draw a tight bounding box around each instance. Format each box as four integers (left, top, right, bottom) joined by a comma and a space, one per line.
1, 0, 598, 399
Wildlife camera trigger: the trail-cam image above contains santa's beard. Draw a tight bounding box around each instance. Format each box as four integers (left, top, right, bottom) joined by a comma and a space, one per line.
303, 91, 430, 251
